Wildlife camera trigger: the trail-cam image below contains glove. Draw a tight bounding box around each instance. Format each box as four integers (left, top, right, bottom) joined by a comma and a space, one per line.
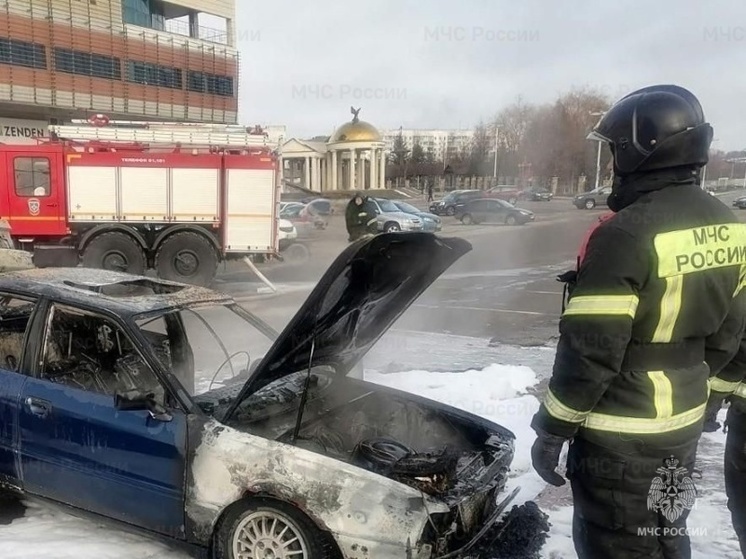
531, 429, 568, 487
703, 393, 726, 432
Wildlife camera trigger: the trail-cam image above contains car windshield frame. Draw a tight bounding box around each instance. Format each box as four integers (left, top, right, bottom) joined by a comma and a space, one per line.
395, 201, 420, 214
377, 199, 400, 212
132, 301, 280, 408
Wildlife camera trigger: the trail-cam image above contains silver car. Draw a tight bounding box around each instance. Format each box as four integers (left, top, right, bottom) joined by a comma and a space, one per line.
370, 197, 424, 232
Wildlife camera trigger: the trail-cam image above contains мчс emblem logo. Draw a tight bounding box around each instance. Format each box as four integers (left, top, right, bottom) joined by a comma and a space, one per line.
647, 455, 697, 522
27, 198, 40, 216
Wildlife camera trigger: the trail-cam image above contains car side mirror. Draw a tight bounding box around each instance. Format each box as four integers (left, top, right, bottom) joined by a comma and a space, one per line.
114, 389, 173, 422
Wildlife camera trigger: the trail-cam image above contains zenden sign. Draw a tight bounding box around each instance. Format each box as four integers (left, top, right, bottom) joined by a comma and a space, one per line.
0, 118, 48, 145
654, 223, 746, 277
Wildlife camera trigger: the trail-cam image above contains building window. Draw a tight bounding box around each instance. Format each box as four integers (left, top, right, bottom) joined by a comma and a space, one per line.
127, 61, 182, 89
0, 38, 46, 69
54, 48, 121, 80
14, 157, 50, 198
187, 71, 234, 97
122, 0, 166, 31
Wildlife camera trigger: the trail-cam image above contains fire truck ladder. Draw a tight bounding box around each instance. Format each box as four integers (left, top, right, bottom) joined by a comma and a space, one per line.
48, 122, 274, 148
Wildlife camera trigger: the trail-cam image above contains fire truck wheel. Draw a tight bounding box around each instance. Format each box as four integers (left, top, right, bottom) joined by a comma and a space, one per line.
155, 231, 218, 287
81, 232, 147, 276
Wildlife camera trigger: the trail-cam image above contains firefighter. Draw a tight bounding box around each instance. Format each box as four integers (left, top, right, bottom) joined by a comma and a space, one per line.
529, 84, 746, 559
345, 193, 375, 242
703, 332, 746, 555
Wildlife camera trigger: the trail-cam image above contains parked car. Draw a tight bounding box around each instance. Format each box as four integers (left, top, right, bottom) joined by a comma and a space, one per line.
277, 218, 298, 250
455, 198, 535, 225
430, 190, 481, 216
734, 196, 746, 209
485, 186, 522, 205
573, 186, 612, 209
303, 198, 334, 216
0, 234, 520, 558
392, 200, 442, 232
520, 188, 553, 202
369, 197, 424, 232
280, 203, 326, 235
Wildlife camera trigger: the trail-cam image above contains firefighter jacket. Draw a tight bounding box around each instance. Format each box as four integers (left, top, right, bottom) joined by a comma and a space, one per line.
709, 333, 746, 414
532, 176, 746, 445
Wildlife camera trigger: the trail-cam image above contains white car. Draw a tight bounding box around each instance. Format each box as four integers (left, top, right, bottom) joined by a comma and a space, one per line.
278, 218, 297, 242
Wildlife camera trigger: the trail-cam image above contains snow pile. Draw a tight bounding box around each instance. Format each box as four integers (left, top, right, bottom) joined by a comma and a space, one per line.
0, 362, 741, 558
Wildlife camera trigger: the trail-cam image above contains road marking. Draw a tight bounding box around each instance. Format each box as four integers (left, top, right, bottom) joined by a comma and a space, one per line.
524, 290, 563, 295
413, 303, 551, 316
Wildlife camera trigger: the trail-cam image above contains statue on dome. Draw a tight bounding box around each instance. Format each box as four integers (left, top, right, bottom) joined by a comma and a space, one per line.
350, 106, 361, 123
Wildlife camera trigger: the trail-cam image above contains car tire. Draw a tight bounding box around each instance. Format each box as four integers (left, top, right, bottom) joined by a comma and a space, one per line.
81, 231, 146, 276
155, 231, 219, 287
445, 206, 456, 216
584, 199, 596, 210
384, 222, 401, 233
213, 498, 332, 559
505, 215, 518, 226
461, 213, 474, 225
281, 241, 310, 263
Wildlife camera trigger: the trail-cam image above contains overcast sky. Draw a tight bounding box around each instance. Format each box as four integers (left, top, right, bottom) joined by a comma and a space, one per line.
233, 0, 746, 151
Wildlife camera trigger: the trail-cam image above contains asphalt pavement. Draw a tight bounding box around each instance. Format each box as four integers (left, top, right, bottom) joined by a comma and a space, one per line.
218, 190, 746, 366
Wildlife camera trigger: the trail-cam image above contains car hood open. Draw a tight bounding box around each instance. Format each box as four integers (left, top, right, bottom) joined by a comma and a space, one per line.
220, 232, 471, 422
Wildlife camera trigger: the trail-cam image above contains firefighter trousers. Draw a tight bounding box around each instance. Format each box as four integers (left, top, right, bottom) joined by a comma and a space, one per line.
725, 407, 746, 557
567, 435, 699, 559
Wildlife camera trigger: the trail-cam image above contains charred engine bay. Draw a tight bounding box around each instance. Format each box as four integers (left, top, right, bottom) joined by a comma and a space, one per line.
196, 371, 514, 501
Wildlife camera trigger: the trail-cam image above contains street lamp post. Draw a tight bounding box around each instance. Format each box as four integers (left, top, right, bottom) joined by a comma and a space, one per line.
589, 111, 606, 190
493, 124, 499, 179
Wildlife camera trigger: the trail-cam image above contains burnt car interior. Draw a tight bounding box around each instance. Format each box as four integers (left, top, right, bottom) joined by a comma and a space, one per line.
39, 305, 166, 403
0, 295, 36, 372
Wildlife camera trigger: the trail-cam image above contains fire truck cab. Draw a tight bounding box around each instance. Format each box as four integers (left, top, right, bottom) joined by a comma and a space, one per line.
0, 120, 281, 286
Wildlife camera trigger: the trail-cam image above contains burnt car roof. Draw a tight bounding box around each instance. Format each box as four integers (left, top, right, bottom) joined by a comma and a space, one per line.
0, 268, 232, 317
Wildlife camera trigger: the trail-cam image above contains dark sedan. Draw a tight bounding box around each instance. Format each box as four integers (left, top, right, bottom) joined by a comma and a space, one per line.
521, 188, 553, 201
573, 186, 612, 209
454, 198, 535, 225
430, 190, 481, 216
733, 196, 746, 209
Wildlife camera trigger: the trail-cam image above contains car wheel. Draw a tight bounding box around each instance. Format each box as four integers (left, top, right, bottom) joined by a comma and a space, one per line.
281, 242, 310, 263
155, 231, 219, 287
584, 199, 596, 210
445, 206, 456, 216
461, 213, 474, 225
505, 215, 518, 226
384, 222, 401, 233
213, 498, 332, 559
81, 231, 146, 276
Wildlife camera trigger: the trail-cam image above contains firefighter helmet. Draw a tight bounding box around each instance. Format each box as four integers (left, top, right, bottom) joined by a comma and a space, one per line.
588, 85, 713, 175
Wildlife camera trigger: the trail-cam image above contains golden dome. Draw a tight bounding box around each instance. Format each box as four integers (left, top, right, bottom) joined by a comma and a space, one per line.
329, 120, 382, 143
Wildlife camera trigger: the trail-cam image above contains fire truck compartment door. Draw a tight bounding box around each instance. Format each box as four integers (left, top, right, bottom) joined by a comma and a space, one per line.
6, 151, 66, 237
225, 168, 276, 252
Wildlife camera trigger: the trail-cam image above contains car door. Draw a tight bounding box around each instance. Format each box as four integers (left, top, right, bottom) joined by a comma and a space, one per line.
480, 200, 503, 223
18, 302, 187, 539
0, 293, 41, 489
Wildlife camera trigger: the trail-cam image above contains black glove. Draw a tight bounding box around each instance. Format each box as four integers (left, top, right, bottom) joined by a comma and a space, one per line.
703, 393, 726, 433
531, 429, 568, 487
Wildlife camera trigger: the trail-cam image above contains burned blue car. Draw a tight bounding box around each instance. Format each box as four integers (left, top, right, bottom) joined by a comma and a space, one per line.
0, 233, 518, 558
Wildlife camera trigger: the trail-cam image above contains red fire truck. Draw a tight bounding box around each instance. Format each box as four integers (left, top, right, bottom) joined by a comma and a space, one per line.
0, 119, 281, 286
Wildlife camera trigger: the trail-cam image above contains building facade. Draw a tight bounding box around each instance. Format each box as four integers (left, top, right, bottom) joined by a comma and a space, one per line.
0, 0, 238, 143
382, 128, 474, 162
281, 114, 387, 192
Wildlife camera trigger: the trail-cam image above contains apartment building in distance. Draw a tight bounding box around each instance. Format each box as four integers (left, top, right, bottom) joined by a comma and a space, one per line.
382, 128, 475, 162
0, 0, 238, 144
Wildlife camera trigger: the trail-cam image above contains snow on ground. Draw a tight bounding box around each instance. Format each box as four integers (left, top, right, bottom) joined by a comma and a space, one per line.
0, 349, 742, 558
